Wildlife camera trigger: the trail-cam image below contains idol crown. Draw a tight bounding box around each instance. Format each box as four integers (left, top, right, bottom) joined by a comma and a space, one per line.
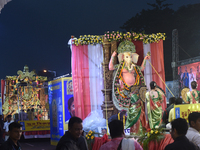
117, 40, 136, 53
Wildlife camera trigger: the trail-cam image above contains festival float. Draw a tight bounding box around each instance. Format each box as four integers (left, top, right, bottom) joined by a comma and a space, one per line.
66, 31, 177, 150
1, 65, 50, 139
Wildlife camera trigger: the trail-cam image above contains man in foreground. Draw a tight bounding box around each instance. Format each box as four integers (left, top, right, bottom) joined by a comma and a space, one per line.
164, 118, 197, 150
56, 116, 88, 150
0, 122, 22, 150
186, 112, 200, 148
99, 120, 143, 150
3, 115, 14, 141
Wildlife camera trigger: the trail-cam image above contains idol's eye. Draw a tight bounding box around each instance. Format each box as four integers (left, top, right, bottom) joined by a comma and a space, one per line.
130, 56, 132, 58
126, 56, 128, 58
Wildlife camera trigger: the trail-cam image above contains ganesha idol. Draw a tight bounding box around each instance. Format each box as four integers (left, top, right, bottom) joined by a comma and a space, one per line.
109, 40, 150, 133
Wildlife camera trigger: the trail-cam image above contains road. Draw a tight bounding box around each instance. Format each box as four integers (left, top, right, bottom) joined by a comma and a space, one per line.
20, 138, 56, 150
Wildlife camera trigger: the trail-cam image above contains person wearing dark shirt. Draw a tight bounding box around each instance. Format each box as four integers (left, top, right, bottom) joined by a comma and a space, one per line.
0, 122, 22, 150
162, 97, 176, 125
164, 118, 197, 150
0, 115, 4, 145
56, 117, 88, 150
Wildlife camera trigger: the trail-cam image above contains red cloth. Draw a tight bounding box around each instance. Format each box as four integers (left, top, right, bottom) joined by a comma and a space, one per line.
132, 40, 144, 66
1, 79, 5, 105
72, 44, 91, 120
92, 134, 173, 150
148, 134, 174, 150
151, 40, 166, 110
92, 135, 111, 150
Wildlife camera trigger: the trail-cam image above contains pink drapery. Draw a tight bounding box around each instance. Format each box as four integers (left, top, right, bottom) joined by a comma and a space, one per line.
1, 79, 5, 105
151, 40, 166, 109
72, 45, 91, 120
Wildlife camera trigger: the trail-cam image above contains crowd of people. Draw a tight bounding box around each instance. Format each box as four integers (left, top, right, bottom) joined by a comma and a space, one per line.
54, 113, 200, 150
11, 105, 49, 122
1, 81, 200, 150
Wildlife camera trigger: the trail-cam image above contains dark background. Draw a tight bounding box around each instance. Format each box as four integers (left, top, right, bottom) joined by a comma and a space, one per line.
0, 0, 199, 83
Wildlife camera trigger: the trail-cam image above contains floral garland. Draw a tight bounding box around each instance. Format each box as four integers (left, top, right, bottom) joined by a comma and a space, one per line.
73, 35, 103, 46
138, 127, 165, 150
104, 31, 166, 44
72, 31, 165, 46
114, 61, 146, 106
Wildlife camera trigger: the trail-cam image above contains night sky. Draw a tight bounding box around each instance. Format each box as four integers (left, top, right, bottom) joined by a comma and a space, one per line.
0, 0, 199, 81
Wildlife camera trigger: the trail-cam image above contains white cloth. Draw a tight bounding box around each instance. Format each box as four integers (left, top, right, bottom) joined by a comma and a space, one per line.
122, 138, 135, 150
143, 43, 152, 91
186, 127, 200, 148
88, 44, 104, 112
3, 120, 14, 141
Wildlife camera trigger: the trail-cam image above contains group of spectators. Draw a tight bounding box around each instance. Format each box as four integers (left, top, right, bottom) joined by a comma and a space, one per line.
0, 114, 23, 150
13, 106, 49, 122
56, 113, 200, 150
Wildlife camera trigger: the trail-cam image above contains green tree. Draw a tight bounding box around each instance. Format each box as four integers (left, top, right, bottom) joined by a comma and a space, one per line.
120, 0, 174, 81
173, 4, 200, 60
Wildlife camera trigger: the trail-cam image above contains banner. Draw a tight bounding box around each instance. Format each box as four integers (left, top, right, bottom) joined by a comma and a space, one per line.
174, 104, 200, 121
18, 120, 50, 131
48, 77, 73, 146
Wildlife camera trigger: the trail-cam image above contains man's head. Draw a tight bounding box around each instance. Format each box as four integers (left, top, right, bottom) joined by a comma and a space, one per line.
7, 115, 12, 122
68, 97, 75, 117
188, 112, 200, 132
175, 98, 182, 105
190, 68, 193, 73
191, 81, 197, 90
108, 120, 124, 139
68, 117, 83, 139
169, 97, 176, 105
8, 122, 22, 141
170, 118, 188, 140
185, 66, 187, 72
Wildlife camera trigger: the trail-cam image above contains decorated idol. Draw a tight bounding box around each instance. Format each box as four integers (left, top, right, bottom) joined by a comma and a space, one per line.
109, 40, 150, 133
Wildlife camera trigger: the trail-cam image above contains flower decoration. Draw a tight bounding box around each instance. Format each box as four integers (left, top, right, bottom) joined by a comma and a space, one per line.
72, 31, 165, 46
73, 35, 103, 46
85, 130, 95, 150
138, 127, 165, 150
104, 31, 166, 44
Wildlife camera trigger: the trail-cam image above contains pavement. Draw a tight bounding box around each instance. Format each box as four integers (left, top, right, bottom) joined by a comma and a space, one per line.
20, 138, 56, 150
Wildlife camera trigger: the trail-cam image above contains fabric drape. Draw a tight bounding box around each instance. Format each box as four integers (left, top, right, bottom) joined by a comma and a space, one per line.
143, 43, 152, 90
88, 44, 104, 112
72, 45, 91, 119
1, 79, 5, 104
150, 40, 166, 109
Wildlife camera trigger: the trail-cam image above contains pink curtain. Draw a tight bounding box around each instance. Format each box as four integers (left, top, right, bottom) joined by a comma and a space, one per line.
151, 40, 166, 109
72, 45, 91, 120
1, 79, 5, 105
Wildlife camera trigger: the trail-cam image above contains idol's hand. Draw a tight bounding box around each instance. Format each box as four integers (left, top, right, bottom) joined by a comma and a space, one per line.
112, 51, 117, 57
144, 55, 151, 60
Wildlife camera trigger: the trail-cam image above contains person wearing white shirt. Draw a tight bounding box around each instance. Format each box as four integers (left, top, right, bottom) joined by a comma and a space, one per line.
186, 112, 200, 149
3, 115, 14, 141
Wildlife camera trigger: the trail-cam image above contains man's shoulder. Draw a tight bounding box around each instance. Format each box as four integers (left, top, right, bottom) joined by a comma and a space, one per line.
186, 127, 200, 138
0, 141, 12, 150
99, 141, 112, 150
